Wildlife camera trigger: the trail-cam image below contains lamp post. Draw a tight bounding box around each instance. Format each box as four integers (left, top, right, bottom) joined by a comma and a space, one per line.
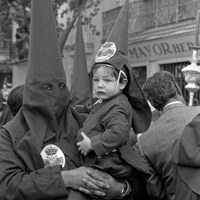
182, 9, 200, 106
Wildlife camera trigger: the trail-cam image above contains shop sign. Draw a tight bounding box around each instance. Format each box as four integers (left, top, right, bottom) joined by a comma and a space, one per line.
128, 34, 194, 63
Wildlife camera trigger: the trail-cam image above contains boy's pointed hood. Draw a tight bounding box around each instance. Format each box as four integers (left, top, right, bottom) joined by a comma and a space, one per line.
93, 0, 128, 71
91, 0, 129, 88
92, 0, 152, 133
70, 16, 92, 105
23, 0, 70, 130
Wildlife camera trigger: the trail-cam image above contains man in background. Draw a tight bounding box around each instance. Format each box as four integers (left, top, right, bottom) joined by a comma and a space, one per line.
135, 71, 200, 200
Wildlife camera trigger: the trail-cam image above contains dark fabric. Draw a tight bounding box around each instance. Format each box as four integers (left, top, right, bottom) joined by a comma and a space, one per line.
70, 16, 92, 106
172, 164, 200, 200
7, 84, 24, 116
59, 15, 78, 52
77, 93, 150, 178
78, 94, 132, 156
102, 0, 129, 71
138, 103, 200, 200
0, 104, 13, 126
91, 63, 151, 135
0, 128, 68, 200
124, 176, 156, 200
172, 113, 200, 200
23, 0, 69, 129
123, 63, 152, 133
0, 105, 88, 200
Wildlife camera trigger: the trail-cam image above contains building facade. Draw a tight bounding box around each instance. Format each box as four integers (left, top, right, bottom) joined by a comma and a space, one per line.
102, 0, 200, 103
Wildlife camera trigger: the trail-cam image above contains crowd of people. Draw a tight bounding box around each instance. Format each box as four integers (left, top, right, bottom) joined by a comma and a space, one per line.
0, 0, 200, 200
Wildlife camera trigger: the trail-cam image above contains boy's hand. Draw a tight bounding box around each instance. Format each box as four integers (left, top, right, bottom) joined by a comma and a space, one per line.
77, 132, 92, 156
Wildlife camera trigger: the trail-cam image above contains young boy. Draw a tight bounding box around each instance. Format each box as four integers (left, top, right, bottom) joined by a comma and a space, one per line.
77, 64, 134, 179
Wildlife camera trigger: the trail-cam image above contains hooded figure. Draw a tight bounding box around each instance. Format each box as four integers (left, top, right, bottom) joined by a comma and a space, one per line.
0, 0, 88, 199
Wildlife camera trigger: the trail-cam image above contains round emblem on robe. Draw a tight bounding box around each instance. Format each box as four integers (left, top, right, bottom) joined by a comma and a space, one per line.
95, 42, 116, 62
40, 144, 65, 168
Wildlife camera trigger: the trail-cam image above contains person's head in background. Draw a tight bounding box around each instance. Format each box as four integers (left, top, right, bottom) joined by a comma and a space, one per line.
143, 71, 185, 111
7, 85, 24, 116
92, 64, 128, 100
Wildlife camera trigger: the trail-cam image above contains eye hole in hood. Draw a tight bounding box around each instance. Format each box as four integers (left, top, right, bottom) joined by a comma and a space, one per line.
42, 83, 53, 90
41, 82, 66, 90
58, 82, 66, 89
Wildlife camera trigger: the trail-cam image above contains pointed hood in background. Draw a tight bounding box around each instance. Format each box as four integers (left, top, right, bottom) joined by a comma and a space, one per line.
59, 14, 79, 52
23, 0, 70, 130
91, 0, 152, 133
70, 16, 92, 106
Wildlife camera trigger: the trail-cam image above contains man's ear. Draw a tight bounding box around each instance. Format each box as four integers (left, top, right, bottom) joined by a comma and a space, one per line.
120, 79, 128, 90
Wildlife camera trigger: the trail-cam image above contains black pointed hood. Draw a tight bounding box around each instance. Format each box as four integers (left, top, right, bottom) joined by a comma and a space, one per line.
23, 0, 70, 131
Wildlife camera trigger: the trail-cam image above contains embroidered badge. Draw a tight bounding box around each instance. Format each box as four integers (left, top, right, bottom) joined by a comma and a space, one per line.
40, 144, 65, 168
95, 42, 116, 62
